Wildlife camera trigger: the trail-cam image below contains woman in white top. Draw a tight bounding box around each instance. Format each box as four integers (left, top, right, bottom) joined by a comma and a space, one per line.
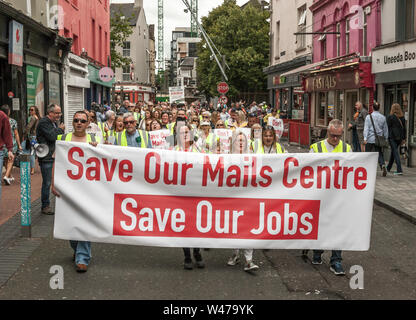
227, 131, 259, 272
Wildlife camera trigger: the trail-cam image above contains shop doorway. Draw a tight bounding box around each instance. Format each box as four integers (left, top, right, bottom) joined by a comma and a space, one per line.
345, 90, 358, 144
0, 59, 11, 107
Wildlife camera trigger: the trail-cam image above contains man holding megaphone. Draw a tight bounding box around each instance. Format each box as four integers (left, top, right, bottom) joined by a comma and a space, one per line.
36, 104, 65, 215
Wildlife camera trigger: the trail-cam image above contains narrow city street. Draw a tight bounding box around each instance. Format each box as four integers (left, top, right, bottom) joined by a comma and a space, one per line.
1, 0, 416, 310
0, 202, 414, 300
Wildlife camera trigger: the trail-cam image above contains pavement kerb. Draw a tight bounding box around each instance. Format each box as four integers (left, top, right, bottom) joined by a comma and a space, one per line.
374, 197, 416, 225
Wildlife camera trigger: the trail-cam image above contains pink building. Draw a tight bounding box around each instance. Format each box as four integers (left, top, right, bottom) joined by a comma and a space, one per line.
303, 0, 381, 145
311, 0, 381, 61
58, 0, 110, 67
57, 0, 112, 120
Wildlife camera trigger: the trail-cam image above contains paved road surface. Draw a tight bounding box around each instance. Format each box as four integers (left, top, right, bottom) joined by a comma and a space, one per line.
0, 204, 414, 300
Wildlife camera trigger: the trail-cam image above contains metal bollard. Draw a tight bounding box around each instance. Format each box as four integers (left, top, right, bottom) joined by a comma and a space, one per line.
20, 154, 31, 238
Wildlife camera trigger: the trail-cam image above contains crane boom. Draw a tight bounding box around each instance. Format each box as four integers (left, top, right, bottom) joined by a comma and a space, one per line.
158, 0, 164, 72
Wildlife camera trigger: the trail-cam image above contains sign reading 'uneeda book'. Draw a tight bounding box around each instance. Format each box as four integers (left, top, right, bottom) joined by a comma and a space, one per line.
53, 142, 377, 251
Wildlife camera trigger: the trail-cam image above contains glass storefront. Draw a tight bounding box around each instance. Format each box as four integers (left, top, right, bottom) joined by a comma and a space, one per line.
312, 88, 369, 144
48, 71, 61, 107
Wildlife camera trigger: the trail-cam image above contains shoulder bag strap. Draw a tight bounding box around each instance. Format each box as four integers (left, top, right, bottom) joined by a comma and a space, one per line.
369, 114, 381, 145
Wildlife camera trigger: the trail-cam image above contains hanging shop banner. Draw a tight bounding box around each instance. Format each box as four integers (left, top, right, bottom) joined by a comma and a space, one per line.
26, 65, 45, 113
53, 142, 377, 250
8, 20, 23, 67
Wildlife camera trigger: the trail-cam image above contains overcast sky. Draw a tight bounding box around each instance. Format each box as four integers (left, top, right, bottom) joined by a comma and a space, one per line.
111, 0, 249, 61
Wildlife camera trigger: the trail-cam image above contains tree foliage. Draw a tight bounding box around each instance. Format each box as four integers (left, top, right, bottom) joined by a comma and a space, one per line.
110, 10, 135, 69
196, 0, 270, 99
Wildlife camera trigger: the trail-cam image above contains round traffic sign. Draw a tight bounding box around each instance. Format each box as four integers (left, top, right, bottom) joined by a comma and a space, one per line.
8, 92, 14, 99
99, 67, 115, 83
217, 82, 229, 94
219, 95, 228, 105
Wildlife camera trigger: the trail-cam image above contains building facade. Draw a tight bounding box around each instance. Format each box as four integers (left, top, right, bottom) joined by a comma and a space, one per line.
304, 0, 381, 146
58, 0, 112, 122
372, 0, 416, 167
167, 28, 201, 103
264, 0, 314, 122
111, 0, 155, 104
0, 1, 71, 136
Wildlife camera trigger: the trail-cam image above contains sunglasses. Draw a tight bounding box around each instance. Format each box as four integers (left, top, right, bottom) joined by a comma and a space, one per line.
329, 133, 342, 139
29, 109, 35, 112
124, 120, 136, 125
74, 119, 88, 124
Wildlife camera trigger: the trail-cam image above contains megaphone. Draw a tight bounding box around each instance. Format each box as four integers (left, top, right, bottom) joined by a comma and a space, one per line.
33, 143, 49, 158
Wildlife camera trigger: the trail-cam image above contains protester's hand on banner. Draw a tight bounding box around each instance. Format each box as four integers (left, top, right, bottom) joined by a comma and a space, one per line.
89, 142, 99, 147
52, 185, 61, 198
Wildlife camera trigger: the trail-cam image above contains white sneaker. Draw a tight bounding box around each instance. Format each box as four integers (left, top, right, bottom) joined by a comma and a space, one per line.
3, 177, 12, 185
227, 254, 240, 266
244, 261, 259, 271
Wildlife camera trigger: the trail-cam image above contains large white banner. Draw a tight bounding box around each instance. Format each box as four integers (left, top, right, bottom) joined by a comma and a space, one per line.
53, 142, 378, 250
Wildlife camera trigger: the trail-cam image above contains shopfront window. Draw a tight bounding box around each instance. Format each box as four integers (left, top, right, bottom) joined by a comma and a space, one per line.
281, 88, 289, 111
336, 91, 344, 121
398, 87, 409, 121
327, 91, 335, 123
49, 71, 61, 107
292, 87, 305, 120
317, 92, 326, 126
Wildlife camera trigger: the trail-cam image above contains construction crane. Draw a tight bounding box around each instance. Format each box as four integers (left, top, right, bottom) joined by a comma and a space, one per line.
157, 0, 199, 73
190, 0, 198, 38
157, 0, 164, 73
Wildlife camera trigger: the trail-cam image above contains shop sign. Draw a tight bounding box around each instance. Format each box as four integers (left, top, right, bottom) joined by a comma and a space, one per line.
304, 70, 361, 92
26, 65, 45, 112
372, 42, 416, 74
8, 21, 24, 67
273, 76, 280, 86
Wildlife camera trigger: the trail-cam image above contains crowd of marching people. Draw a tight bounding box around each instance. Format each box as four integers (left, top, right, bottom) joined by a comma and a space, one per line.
86, 98, 286, 155
49, 98, 287, 273
79, 98, 287, 273
1, 95, 407, 275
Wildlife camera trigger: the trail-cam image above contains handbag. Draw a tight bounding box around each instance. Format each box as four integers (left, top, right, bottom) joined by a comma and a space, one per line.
13, 150, 22, 168
369, 114, 389, 148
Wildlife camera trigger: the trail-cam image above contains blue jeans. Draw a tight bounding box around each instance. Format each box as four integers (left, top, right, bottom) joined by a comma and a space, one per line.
352, 129, 361, 152
387, 139, 403, 173
39, 161, 54, 209
365, 143, 386, 169
70, 241, 92, 265
313, 250, 342, 265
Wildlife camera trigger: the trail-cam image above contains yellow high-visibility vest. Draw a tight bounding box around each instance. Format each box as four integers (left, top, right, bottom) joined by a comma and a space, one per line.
114, 130, 149, 148
310, 140, 351, 153
253, 140, 285, 154
57, 133, 100, 143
